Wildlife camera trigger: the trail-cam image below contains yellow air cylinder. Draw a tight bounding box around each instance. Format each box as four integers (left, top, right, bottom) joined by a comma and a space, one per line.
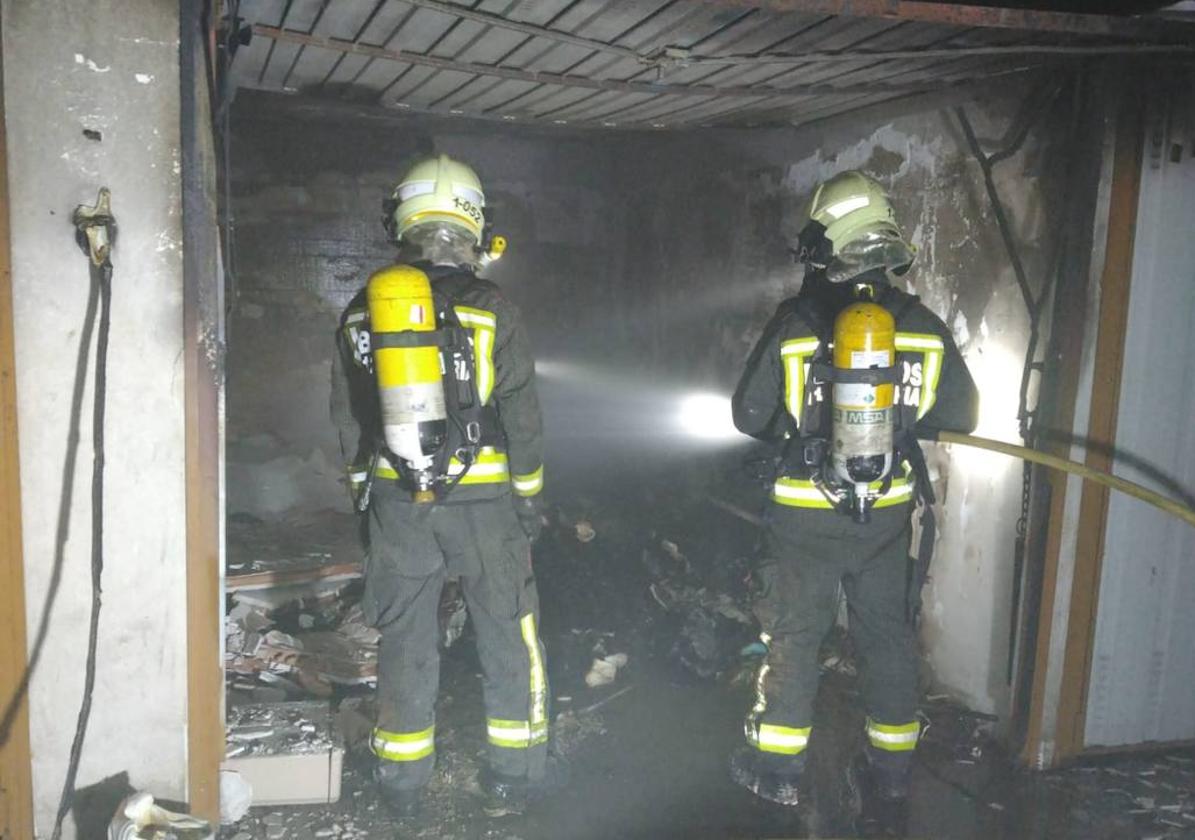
831, 300, 896, 502
366, 265, 447, 502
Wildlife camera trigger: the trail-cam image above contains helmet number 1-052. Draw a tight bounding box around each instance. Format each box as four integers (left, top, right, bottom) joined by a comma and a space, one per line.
453, 196, 483, 225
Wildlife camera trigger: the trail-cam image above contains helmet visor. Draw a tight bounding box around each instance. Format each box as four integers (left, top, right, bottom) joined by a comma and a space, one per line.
403, 221, 478, 267
825, 228, 915, 283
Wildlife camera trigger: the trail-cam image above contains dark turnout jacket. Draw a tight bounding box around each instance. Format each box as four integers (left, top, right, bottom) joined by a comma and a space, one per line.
733, 270, 978, 510
331, 263, 544, 503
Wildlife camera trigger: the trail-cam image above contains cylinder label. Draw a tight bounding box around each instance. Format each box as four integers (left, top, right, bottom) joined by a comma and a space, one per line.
380, 382, 447, 425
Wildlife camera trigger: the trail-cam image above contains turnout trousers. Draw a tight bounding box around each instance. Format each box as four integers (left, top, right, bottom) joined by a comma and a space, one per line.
363, 482, 548, 791
745, 503, 921, 765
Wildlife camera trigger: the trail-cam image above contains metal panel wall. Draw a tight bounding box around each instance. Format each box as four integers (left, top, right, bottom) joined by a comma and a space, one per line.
1085, 83, 1195, 748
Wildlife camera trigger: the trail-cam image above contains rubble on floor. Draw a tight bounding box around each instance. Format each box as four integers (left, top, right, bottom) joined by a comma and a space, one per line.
111, 791, 213, 840
226, 511, 477, 702
1043, 751, 1195, 839
220, 492, 1195, 839
641, 529, 757, 683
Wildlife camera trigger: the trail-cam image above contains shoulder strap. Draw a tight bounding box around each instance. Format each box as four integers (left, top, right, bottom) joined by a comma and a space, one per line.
792, 296, 833, 437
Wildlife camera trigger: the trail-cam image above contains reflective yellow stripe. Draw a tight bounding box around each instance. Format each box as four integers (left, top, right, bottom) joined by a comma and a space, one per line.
455, 306, 497, 404
749, 723, 811, 755
373, 449, 512, 485
894, 333, 944, 352
404, 208, 481, 233
371, 726, 435, 762
453, 306, 496, 329
512, 466, 544, 497
866, 718, 920, 752
375, 459, 400, 480
487, 718, 549, 749
781, 338, 820, 428
520, 613, 548, 745
449, 447, 509, 485
919, 348, 943, 419
771, 476, 912, 509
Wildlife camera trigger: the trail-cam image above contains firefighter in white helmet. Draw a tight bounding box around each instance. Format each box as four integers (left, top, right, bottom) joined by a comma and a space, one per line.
331, 154, 554, 819
731, 171, 978, 834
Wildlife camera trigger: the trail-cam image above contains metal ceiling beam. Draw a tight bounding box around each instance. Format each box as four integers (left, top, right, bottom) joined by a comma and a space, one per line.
399, 0, 646, 63
698, 0, 1190, 40
683, 42, 1195, 65
252, 24, 1005, 99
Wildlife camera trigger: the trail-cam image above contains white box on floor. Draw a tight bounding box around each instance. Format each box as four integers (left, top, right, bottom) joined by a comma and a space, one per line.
223, 748, 344, 806
223, 701, 344, 806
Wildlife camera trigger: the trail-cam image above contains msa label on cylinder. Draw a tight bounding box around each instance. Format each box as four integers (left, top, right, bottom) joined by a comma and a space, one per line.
837, 408, 888, 426
833, 406, 893, 457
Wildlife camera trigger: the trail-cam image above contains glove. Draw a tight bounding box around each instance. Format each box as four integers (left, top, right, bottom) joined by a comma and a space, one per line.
513, 494, 545, 544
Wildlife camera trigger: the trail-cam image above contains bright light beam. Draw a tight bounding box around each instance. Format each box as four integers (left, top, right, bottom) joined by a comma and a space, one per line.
675, 392, 744, 442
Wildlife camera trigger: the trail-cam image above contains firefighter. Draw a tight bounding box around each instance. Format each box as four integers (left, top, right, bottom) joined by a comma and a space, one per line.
330, 154, 553, 818
730, 171, 978, 831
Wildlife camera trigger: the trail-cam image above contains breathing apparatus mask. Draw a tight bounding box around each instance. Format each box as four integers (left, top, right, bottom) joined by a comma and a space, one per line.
796, 220, 915, 285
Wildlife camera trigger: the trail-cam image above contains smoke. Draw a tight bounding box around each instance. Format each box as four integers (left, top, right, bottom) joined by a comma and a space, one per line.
535, 359, 751, 489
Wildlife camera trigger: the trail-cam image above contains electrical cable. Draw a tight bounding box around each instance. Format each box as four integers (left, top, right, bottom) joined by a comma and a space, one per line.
50, 256, 111, 840
0, 258, 100, 750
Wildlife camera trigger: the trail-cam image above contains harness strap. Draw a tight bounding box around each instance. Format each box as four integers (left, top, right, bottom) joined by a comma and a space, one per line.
808, 361, 900, 386
371, 328, 458, 349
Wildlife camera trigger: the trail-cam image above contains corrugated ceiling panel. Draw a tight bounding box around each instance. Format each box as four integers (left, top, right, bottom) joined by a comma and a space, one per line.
234, 0, 292, 84
283, 0, 383, 90
230, 0, 1144, 128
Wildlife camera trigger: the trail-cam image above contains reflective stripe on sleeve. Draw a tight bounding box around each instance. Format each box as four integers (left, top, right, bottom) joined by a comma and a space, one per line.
866, 718, 920, 752
372, 726, 435, 762
512, 466, 544, 497
749, 723, 811, 755
487, 718, 549, 749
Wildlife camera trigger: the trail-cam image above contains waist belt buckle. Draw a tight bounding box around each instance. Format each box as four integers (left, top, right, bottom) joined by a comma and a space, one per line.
466, 421, 482, 445
801, 438, 828, 469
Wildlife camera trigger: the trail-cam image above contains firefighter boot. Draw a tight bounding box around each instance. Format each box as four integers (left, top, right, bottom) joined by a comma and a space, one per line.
480, 752, 570, 817
846, 746, 911, 837
375, 764, 424, 821
729, 747, 804, 807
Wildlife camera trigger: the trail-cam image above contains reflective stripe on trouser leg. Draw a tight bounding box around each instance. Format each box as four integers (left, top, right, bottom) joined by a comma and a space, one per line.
748, 722, 812, 755
742, 634, 770, 745
866, 718, 920, 752
487, 717, 549, 749
372, 725, 435, 762
521, 612, 548, 743
743, 634, 812, 756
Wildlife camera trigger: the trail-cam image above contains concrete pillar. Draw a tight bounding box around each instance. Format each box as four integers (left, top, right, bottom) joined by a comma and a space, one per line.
2, 2, 191, 835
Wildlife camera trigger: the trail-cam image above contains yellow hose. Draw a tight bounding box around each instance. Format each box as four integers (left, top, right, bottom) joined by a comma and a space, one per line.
936, 431, 1195, 530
